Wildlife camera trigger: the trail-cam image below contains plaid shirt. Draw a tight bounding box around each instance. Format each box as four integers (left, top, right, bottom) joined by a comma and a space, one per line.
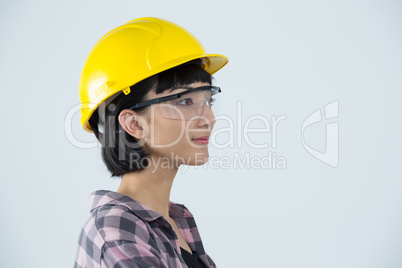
74, 190, 216, 268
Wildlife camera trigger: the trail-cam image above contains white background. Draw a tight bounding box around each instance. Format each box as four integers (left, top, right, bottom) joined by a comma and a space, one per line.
1, 0, 401, 267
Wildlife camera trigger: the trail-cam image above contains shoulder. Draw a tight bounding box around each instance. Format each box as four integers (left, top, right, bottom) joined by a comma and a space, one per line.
75, 191, 168, 267
76, 205, 168, 268
92, 204, 151, 243
84, 190, 163, 243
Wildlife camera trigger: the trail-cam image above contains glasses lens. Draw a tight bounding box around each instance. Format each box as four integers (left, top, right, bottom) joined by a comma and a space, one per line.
202, 88, 221, 118
158, 87, 221, 120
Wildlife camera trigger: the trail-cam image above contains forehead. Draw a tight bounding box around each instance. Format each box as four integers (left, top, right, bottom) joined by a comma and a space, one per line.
146, 81, 210, 99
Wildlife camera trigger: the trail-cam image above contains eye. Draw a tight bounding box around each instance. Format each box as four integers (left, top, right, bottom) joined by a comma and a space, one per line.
177, 98, 194, 106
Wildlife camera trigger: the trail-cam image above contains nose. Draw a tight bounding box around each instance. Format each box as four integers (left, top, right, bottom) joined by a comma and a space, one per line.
197, 99, 216, 127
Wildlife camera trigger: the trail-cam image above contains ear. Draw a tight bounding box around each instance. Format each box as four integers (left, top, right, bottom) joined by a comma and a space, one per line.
118, 109, 146, 140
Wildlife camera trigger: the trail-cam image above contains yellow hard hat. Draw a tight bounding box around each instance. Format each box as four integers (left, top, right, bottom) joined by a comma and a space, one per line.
79, 17, 229, 133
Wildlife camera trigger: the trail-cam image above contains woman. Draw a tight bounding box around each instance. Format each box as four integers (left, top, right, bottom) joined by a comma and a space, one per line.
74, 17, 228, 268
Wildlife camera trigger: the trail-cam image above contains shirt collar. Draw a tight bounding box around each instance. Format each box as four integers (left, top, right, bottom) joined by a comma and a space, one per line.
89, 190, 193, 222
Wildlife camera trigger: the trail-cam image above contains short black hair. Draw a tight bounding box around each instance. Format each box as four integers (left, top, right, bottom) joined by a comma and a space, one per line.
89, 59, 213, 177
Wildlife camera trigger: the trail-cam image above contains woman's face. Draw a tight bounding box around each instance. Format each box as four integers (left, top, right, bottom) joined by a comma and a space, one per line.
141, 81, 216, 167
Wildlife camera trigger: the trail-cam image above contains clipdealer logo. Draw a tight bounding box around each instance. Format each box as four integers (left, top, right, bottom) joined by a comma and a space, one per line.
301, 100, 339, 167
64, 100, 339, 170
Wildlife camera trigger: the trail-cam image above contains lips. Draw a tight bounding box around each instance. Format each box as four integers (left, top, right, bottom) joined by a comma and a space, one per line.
191, 135, 210, 145
192, 136, 210, 141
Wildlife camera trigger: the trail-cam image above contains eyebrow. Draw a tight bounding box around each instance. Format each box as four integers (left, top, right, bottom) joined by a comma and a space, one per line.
168, 87, 188, 94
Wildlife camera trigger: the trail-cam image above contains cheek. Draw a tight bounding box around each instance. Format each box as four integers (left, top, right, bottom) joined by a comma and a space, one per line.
164, 121, 186, 145
149, 117, 186, 148
144, 112, 209, 159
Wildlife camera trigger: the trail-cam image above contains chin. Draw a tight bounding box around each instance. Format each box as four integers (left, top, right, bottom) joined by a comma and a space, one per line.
186, 151, 210, 166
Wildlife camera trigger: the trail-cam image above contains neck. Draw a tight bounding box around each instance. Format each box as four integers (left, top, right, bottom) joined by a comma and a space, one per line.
117, 154, 179, 219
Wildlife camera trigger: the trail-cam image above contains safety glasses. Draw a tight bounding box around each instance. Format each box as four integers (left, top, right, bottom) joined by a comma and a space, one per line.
128, 86, 221, 120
